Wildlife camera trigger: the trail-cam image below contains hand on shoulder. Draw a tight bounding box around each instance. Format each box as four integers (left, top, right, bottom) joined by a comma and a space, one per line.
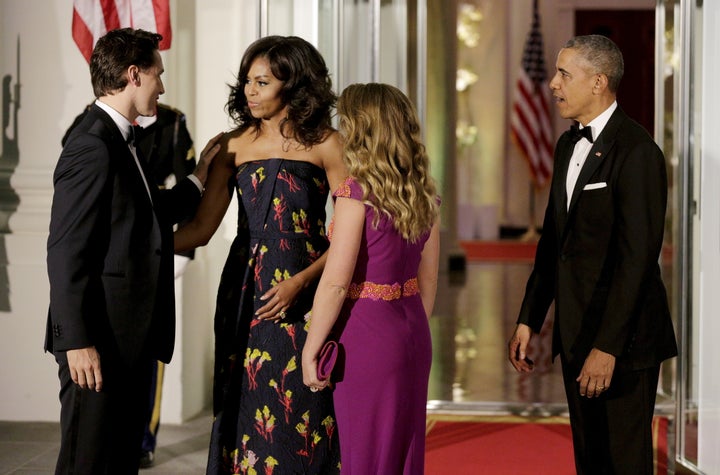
192, 132, 224, 184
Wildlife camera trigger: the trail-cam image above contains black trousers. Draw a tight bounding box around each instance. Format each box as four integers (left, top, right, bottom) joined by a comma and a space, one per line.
561, 355, 660, 475
54, 351, 154, 475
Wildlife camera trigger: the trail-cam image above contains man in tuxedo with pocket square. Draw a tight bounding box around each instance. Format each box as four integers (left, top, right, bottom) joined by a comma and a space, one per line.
508, 35, 677, 474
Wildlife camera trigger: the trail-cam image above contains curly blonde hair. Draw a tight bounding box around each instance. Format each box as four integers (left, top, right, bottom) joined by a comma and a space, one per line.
337, 83, 439, 241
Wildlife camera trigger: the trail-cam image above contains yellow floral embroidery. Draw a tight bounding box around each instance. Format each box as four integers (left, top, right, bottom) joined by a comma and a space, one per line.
271, 268, 291, 287
251, 166, 266, 183
254, 405, 276, 441
292, 209, 309, 234
285, 356, 297, 373
265, 456, 278, 469
347, 277, 419, 301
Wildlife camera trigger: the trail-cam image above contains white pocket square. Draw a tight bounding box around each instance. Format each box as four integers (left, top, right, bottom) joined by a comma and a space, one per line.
583, 182, 607, 190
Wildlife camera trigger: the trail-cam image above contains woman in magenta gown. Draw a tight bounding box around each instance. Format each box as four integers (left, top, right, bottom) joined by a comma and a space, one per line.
302, 83, 441, 475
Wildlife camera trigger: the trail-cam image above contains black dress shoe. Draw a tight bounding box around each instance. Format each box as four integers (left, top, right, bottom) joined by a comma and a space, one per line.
139, 450, 155, 469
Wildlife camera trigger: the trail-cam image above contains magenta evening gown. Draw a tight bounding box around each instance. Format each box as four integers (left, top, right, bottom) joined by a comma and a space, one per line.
329, 177, 433, 475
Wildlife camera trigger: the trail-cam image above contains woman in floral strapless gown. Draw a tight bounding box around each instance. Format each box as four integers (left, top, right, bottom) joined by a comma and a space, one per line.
175, 36, 347, 474
302, 83, 441, 475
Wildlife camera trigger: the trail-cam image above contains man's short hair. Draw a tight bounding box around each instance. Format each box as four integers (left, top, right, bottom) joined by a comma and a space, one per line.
90, 28, 162, 97
565, 35, 624, 93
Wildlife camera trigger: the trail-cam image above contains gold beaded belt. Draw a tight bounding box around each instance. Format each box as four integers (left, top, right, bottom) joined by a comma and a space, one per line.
347, 277, 419, 301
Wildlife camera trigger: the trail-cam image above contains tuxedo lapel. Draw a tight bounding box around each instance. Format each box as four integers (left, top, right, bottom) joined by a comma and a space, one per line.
566, 142, 607, 213
90, 105, 156, 207
553, 134, 574, 235
132, 143, 159, 204
566, 108, 625, 217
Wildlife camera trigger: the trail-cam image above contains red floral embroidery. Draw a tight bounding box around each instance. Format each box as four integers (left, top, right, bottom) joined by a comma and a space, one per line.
278, 169, 301, 192
347, 277, 419, 301
273, 196, 288, 232
333, 177, 354, 198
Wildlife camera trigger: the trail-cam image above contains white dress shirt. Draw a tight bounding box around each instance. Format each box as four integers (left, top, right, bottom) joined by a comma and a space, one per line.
95, 100, 154, 203
565, 101, 617, 210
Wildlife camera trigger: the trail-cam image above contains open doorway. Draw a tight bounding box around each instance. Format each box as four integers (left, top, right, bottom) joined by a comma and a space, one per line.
575, 9, 656, 134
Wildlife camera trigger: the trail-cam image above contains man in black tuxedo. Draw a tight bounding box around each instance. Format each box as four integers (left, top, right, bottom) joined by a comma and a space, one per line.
46, 28, 219, 474
61, 103, 197, 468
508, 35, 677, 474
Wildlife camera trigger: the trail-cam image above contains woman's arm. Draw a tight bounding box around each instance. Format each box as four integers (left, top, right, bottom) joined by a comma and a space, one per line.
174, 133, 235, 252
254, 252, 329, 321
418, 220, 440, 318
319, 131, 349, 194
301, 196, 364, 390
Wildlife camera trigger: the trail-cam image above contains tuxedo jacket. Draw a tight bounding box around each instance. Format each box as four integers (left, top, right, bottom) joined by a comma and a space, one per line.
518, 107, 678, 370
46, 104, 201, 366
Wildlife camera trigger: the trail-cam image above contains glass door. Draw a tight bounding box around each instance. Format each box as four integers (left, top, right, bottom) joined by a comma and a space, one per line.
261, 0, 420, 106
658, 0, 702, 472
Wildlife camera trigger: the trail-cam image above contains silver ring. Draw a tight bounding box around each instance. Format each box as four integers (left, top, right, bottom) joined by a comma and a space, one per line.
278, 310, 286, 319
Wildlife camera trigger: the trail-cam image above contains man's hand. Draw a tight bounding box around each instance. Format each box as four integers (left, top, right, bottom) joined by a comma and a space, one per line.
67, 346, 103, 392
192, 132, 223, 185
508, 324, 535, 373
576, 348, 615, 398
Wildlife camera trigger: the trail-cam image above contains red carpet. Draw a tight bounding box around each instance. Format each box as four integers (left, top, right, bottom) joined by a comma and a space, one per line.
459, 240, 537, 262
459, 239, 674, 264
424, 415, 669, 475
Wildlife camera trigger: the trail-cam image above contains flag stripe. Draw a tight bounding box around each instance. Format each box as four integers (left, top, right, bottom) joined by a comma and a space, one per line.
71, 7, 96, 63
72, 0, 172, 64
131, 0, 157, 31
509, 0, 553, 188
514, 74, 554, 157
152, 0, 172, 50
101, 0, 121, 31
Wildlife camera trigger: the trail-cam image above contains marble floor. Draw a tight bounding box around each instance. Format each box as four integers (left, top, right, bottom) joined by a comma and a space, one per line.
0, 258, 676, 474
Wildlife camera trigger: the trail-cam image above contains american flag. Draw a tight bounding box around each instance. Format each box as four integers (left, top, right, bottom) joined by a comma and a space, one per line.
72, 0, 172, 63
510, 0, 553, 188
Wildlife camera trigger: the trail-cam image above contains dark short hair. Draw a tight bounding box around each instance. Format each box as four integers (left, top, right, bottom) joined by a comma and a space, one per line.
90, 28, 162, 97
226, 35, 336, 147
564, 35, 624, 93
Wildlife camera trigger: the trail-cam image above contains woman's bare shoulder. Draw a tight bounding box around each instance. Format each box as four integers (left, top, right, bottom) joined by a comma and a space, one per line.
224, 127, 254, 144
317, 129, 347, 189
223, 127, 261, 165
317, 129, 343, 157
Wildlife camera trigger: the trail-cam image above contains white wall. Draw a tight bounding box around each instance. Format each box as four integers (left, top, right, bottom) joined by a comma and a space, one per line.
1, 0, 88, 422
0, 0, 259, 423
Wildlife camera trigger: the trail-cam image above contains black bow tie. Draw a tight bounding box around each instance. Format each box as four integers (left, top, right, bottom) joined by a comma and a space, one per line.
126, 125, 143, 146
569, 124, 594, 144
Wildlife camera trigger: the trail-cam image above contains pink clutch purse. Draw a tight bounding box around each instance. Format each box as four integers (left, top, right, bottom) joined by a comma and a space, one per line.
316, 341, 338, 381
